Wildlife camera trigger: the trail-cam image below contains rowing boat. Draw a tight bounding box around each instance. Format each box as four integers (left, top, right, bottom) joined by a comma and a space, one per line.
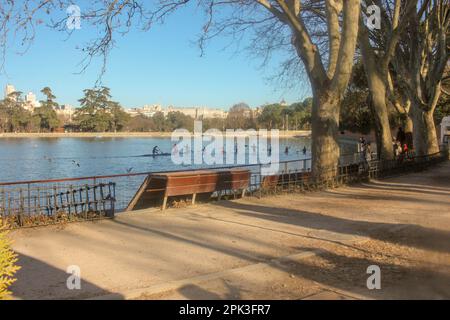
139, 153, 172, 157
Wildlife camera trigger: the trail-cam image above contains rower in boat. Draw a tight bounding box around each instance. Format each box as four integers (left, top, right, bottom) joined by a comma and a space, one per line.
152, 146, 161, 155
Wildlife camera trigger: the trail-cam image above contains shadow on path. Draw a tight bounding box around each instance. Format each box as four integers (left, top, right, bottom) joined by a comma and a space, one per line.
214, 201, 450, 254
11, 253, 123, 300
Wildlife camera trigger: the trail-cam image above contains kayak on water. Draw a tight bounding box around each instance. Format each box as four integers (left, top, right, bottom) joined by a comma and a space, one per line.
139, 153, 172, 157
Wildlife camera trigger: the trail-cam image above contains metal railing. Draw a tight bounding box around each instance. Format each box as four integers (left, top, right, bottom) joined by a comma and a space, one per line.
0, 150, 447, 229
0, 182, 116, 228
0, 158, 314, 214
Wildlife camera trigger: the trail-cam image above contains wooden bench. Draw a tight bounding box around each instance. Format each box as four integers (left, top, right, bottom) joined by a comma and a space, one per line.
126, 169, 250, 211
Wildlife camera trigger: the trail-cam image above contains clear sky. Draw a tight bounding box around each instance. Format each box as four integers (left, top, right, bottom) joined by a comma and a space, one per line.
0, 2, 311, 110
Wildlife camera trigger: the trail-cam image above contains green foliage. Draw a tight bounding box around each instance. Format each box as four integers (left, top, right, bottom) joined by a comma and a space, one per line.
74, 87, 130, 132
0, 221, 20, 300
340, 90, 374, 134
125, 114, 156, 132
0, 87, 61, 133
0, 93, 36, 133
151, 111, 167, 132
257, 98, 312, 130
203, 117, 225, 131
109, 102, 131, 132
33, 106, 60, 131
166, 111, 194, 131
339, 62, 374, 134
34, 87, 60, 131
226, 102, 255, 129
258, 103, 284, 129
435, 101, 450, 125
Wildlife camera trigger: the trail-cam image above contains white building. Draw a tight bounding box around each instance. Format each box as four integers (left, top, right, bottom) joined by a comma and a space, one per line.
55, 104, 76, 122
4, 84, 16, 99
440, 116, 450, 146
23, 91, 40, 111
126, 104, 227, 119
164, 106, 227, 119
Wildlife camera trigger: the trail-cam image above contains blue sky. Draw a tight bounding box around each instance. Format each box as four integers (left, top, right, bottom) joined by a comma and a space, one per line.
0, 2, 311, 110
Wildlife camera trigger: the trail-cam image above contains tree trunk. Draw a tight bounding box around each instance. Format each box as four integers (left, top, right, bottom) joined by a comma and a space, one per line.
411, 102, 440, 156
361, 55, 394, 160
404, 114, 413, 134
311, 91, 340, 179
368, 81, 394, 160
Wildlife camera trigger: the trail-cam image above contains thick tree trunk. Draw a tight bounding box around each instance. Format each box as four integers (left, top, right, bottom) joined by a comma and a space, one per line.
368, 79, 395, 160
404, 114, 413, 134
360, 49, 394, 160
311, 91, 340, 179
410, 102, 440, 156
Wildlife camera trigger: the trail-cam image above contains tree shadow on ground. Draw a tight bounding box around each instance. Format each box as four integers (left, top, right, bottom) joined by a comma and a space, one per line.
10, 253, 123, 300
280, 247, 450, 299
112, 219, 272, 263
354, 182, 450, 196
164, 247, 450, 300
110, 210, 450, 299
323, 189, 450, 206
214, 201, 450, 254
176, 282, 243, 300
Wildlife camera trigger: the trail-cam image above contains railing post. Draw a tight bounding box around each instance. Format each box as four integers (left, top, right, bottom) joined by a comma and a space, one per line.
0, 189, 4, 226
19, 188, 24, 226
27, 183, 31, 216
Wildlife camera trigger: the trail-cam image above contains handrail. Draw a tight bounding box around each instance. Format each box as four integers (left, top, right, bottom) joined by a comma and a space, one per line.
0, 158, 311, 186
3, 150, 439, 187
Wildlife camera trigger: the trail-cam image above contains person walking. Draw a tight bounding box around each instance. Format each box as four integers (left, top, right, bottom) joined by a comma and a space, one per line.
396, 127, 406, 147
172, 143, 179, 155
393, 139, 400, 158
359, 137, 367, 163
403, 143, 409, 158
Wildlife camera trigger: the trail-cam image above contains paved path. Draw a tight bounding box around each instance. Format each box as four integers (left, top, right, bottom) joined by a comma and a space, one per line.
9, 161, 450, 299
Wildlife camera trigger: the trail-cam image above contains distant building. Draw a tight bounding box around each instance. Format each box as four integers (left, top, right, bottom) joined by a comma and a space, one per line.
126, 104, 162, 117
4, 84, 16, 99
126, 104, 227, 119
55, 104, 76, 122
24, 91, 40, 111
165, 106, 227, 119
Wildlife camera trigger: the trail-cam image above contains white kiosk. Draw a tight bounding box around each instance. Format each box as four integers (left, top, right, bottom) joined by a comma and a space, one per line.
440, 116, 450, 147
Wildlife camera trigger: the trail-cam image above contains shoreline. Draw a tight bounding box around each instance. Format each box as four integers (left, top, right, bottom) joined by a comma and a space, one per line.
0, 130, 312, 139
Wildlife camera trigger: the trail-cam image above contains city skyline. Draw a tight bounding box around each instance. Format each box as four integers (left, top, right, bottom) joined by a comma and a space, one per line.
2, 83, 294, 112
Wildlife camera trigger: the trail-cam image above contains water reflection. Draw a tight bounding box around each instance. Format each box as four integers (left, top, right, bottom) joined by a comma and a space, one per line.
0, 137, 356, 182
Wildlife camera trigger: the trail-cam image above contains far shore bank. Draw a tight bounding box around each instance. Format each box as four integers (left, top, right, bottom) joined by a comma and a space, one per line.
0, 130, 312, 139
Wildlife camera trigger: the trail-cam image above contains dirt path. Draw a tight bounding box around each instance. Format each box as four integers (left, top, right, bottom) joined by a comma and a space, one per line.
9, 161, 450, 299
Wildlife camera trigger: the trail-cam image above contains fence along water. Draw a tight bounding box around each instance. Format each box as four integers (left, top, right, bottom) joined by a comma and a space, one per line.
0, 150, 447, 229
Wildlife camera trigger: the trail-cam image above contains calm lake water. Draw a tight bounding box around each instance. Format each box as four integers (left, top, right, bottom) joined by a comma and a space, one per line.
0, 136, 334, 183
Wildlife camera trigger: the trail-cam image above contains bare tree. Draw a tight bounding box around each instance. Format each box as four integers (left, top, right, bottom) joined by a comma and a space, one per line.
391, 0, 449, 155
358, 0, 427, 160
0, 0, 361, 177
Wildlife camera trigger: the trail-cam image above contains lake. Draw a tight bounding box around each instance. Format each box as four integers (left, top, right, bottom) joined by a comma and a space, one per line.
0, 136, 331, 183
0, 136, 360, 213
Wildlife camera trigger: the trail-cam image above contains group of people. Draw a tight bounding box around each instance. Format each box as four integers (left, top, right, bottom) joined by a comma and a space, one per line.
393, 127, 410, 159
152, 143, 307, 157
